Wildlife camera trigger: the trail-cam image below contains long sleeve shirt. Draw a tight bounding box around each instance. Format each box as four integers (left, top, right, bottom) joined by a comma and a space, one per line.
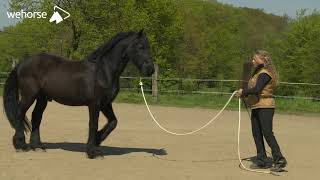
242, 73, 271, 97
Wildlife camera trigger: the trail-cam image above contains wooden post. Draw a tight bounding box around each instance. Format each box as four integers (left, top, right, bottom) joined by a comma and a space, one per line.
12, 58, 17, 70
60, 39, 63, 56
220, 81, 223, 96
152, 64, 159, 102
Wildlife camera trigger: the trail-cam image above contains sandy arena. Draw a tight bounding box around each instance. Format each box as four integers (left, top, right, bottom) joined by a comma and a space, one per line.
1, 99, 319, 180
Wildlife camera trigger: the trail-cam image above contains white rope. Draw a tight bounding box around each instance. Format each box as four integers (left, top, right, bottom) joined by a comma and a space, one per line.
139, 79, 236, 136
237, 98, 275, 175
140, 78, 278, 175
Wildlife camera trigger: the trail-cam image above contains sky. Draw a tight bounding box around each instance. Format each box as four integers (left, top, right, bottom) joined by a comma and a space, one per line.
0, 0, 20, 30
1, 0, 320, 29
216, 0, 320, 18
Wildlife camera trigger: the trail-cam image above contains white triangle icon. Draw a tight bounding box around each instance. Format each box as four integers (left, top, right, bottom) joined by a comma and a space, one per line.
49, 11, 63, 24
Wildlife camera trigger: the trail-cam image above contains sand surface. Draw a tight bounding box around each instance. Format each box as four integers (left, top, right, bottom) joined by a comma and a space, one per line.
1, 100, 319, 180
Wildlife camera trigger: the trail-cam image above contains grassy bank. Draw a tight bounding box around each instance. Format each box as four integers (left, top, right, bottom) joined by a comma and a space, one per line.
115, 91, 320, 115
1, 87, 319, 114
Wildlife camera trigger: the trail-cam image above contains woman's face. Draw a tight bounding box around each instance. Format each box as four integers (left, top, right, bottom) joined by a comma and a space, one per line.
252, 54, 264, 67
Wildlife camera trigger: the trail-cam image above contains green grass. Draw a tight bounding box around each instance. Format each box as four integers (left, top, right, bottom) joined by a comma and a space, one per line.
1, 87, 318, 115
115, 91, 320, 115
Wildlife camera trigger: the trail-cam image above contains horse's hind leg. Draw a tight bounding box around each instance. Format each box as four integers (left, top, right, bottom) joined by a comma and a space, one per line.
30, 95, 48, 150
96, 103, 118, 146
13, 96, 35, 151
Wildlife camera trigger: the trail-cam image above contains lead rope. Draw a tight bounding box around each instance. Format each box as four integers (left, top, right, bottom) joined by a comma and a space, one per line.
139, 78, 277, 175
139, 78, 236, 136
237, 98, 277, 176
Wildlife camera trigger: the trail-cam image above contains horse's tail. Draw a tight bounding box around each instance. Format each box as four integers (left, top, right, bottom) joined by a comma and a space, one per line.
3, 65, 31, 132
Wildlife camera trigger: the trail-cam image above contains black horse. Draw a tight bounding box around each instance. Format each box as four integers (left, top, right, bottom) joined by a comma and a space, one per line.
3, 30, 154, 159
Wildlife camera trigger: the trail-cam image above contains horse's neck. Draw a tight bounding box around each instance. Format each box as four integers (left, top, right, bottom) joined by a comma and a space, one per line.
106, 39, 131, 78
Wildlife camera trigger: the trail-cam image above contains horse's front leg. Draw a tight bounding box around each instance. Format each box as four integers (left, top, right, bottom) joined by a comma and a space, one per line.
96, 103, 118, 146
86, 102, 102, 159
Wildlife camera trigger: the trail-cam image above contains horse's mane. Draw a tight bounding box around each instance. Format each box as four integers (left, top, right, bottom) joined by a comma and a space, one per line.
86, 31, 136, 63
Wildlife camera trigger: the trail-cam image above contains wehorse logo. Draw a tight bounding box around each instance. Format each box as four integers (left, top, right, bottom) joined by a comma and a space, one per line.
49, 6, 70, 24
6, 5, 70, 24
6, 10, 47, 19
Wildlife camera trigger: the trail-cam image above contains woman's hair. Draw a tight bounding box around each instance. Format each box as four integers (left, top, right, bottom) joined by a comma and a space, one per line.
255, 50, 279, 86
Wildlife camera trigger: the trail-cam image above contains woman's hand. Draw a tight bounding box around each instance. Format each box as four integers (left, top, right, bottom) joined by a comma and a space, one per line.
236, 89, 243, 98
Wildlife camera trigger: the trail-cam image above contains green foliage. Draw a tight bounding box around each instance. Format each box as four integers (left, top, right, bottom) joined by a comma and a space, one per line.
268, 10, 320, 97
280, 11, 320, 83
181, 80, 197, 92
0, 0, 319, 99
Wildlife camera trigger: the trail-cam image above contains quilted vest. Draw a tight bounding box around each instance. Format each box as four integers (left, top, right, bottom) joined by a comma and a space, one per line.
246, 68, 275, 109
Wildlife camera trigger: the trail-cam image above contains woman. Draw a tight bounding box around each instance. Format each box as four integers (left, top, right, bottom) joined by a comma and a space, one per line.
236, 50, 287, 171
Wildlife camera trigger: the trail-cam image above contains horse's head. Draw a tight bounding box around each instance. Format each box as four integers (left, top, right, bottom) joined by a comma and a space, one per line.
125, 29, 155, 76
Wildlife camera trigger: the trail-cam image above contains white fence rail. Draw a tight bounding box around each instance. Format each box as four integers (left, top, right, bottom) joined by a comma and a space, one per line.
121, 76, 320, 86
121, 76, 320, 101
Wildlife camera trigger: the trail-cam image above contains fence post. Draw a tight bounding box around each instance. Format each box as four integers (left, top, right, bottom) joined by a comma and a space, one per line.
152, 64, 159, 102
60, 39, 63, 56
12, 58, 17, 70
220, 80, 223, 96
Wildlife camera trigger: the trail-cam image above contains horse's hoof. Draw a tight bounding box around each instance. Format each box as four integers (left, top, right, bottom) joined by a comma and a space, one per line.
94, 155, 104, 160
14, 143, 30, 152
87, 153, 104, 159
16, 149, 28, 153
15, 146, 30, 152
86, 148, 103, 159
13, 137, 28, 149
30, 144, 46, 152
32, 147, 46, 152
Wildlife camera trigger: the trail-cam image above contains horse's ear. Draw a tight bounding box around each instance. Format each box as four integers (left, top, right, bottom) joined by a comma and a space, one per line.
138, 29, 144, 37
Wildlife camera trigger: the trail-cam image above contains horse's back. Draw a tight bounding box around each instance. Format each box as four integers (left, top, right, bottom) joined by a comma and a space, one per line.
18, 53, 65, 76
16, 53, 95, 105
18, 53, 92, 77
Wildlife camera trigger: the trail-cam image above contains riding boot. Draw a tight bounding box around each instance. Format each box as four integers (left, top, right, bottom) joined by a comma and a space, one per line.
250, 156, 272, 169
272, 156, 287, 171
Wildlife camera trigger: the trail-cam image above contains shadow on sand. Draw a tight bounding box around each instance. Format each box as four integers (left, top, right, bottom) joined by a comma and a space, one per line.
43, 142, 167, 156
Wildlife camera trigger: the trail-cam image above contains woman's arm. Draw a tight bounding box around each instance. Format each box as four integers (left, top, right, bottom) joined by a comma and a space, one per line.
242, 73, 271, 97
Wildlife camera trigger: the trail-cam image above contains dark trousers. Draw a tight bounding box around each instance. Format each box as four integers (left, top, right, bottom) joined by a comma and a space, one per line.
251, 108, 283, 161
